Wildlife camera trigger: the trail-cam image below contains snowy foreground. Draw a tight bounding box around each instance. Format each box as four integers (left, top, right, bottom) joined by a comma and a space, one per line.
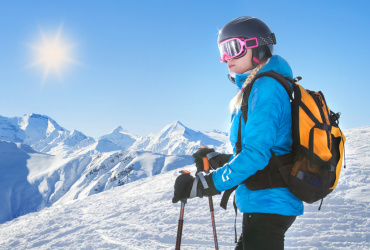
0, 127, 369, 249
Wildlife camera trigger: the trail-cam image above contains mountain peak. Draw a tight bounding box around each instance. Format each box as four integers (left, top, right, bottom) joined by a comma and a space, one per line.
171, 120, 184, 127
22, 113, 65, 132
68, 130, 87, 140
160, 120, 187, 135
115, 125, 123, 130
112, 126, 125, 133
98, 126, 137, 150
107, 126, 132, 136
27, 113, 47, 119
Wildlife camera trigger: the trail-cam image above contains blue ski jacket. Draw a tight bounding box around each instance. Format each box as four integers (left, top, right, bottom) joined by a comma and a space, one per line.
212, 55, 304, 216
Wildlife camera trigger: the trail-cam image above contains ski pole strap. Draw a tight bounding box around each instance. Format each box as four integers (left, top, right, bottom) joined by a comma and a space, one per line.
189, 172, 209, 198
198, 172, 209, 189
190, 176, 199, 199
235, 116, 242, 155
206, 151, 221, 160
220, 185, 237, 210
233, 195, 238, 243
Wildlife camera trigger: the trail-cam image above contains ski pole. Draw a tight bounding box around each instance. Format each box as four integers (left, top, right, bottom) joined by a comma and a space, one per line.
175, 170, 190, 250
199, 146, 219, 250
175, 199, 186, 250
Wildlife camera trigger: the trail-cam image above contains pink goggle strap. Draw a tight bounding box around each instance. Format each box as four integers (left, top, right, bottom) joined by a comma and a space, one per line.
253, 57, 261, 64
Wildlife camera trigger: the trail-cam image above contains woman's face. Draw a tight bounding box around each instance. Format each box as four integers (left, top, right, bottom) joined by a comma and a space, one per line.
225, 48, 253, 74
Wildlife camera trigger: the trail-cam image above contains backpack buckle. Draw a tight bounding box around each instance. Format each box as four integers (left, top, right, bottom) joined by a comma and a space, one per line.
318, 123, 331, 131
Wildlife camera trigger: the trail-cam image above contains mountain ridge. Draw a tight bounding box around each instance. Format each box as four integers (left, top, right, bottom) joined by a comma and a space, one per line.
0, 114, 231, 157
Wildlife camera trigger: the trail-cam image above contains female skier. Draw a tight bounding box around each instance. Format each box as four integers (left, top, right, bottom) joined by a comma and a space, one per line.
172, 16, 304, 249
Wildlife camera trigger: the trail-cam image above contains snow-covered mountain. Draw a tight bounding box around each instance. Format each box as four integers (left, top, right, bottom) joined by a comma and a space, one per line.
131, 120, 231, 155
0, 139, 193, 224
54, 150, 193, 206
0, 113, 66, 145
0, 114, 232, 224
0, 126, 368, 249
0, 114, 231, 157
99, 126, 138, 150
0, 114, 95, 157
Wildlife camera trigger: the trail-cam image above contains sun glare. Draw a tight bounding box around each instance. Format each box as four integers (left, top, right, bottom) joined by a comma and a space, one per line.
28, 24, 78, 83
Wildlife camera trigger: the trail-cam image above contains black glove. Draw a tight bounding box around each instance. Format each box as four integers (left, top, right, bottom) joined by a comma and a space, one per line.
193, 148, 233, 174
192, 148, 215, 174
172, 172, 194, 203
172, 171, 221, 203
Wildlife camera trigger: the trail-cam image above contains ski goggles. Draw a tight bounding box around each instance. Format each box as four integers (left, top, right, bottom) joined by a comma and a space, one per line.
218, 33, 276, 62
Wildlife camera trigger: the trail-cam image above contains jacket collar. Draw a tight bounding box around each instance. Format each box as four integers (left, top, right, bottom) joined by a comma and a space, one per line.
228, 72, 250, 90
227, 57, 277, 90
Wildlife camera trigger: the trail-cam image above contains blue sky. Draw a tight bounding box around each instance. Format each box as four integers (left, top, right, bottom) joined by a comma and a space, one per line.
0, 0, 369, 138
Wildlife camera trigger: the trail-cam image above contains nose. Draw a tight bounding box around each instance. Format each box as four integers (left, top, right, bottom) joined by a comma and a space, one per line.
224, 55, 233, 63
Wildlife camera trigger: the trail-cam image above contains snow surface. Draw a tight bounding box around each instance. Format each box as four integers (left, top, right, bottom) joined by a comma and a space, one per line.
0, 126, 369, 249
0, 140, 92, 223
0, 141, 194, 224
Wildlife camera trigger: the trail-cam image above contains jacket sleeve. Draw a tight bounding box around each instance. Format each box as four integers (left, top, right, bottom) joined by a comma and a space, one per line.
212, 78, 288, 192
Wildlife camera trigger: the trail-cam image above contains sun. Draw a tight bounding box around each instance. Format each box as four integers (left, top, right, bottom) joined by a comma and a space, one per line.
28, 24, 78, 83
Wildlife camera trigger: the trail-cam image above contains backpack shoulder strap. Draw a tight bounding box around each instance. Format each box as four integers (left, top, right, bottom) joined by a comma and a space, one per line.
251, 71, 294, 99
235, 71, 296, 154
240, 70, 294, 124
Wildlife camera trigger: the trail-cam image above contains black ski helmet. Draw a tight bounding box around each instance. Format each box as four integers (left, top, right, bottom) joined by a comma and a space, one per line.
218, 16, 276, 66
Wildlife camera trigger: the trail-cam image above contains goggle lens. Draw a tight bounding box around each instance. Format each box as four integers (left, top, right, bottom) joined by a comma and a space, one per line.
219, 39, 242, 60
218, 37, 260, 62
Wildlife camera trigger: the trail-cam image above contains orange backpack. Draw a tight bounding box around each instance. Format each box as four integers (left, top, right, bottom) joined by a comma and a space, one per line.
220, 71, 346, 210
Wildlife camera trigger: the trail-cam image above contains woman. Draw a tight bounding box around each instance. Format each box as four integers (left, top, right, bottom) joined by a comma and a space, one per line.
172, 16, 303, 249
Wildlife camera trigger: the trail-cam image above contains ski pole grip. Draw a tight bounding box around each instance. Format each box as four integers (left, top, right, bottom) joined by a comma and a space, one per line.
199, 146, 210, 172
178, 170, 190, 203
179, 170, 190, 175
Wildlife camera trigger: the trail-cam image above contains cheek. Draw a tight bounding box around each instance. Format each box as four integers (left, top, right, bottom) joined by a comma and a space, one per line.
243, 50, 253, 68
236, 56, 252, 73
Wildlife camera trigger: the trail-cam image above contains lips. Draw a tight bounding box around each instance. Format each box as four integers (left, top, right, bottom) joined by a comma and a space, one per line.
228, 64, 235, 69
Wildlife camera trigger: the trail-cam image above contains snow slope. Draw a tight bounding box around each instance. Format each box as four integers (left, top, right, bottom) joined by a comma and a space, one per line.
0, 126, 369, 249
0, 140, 193, 224
0, 140, 92, 223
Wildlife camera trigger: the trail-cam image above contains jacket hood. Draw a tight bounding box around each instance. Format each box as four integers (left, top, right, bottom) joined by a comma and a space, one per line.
230, 55, 293, 90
